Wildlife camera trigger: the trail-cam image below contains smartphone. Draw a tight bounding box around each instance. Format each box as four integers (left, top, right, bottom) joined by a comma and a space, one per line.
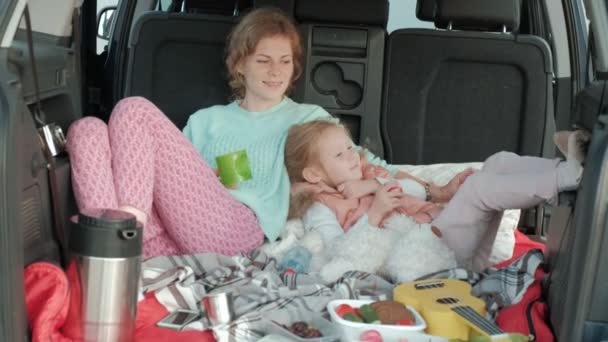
156, 309, 202, 331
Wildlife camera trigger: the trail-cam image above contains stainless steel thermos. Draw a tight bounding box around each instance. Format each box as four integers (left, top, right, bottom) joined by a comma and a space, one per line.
68, 209, 143, 342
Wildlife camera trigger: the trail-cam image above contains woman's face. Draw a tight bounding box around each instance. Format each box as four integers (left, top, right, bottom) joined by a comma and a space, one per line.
237, 35, 294, 108
315, 126, 363, 187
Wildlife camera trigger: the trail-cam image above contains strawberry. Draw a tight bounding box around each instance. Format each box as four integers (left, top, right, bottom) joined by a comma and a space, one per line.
335, 304, 355, 317
396, 318, 415, 326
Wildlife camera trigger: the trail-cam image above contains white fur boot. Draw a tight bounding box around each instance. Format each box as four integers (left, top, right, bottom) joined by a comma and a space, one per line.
385, 221, 457, 284
319, 222, 398, 283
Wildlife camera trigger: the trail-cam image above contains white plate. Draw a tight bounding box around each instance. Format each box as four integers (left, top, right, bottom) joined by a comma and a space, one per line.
263, 309, 340, 342
327, 299, 447, 342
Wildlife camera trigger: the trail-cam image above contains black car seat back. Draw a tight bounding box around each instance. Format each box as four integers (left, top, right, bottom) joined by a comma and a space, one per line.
382, 0, 554, 164
125, 12, 237, 129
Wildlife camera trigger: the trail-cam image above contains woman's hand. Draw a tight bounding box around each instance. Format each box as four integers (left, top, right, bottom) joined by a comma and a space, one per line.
368, 182, 402, 226
213, 168, 238, 189
291, 181, 319, 195
337, 179, 380, 199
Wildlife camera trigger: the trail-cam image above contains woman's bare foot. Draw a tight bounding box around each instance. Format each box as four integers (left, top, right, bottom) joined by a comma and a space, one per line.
554, 130, 591, 164
554, 130, 591, 191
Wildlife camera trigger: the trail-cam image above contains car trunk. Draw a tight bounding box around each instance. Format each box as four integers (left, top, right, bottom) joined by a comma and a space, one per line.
1, 0, 608, 341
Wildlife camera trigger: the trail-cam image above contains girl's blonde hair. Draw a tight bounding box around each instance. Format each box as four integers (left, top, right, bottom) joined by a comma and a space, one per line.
285, 119, 344, 218
225, 8, 303, 99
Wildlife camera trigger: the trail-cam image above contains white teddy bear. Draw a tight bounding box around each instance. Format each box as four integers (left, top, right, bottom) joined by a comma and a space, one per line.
308, 215, 458, 283
263, 216, 457, 284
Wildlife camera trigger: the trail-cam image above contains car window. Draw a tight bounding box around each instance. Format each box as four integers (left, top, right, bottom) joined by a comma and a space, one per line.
578, 0, 592, 64
97, 0, 172, 55
97, 0, 120, 54
579, 0, 591, 31
157, 0, 174, 11
387, 0, 434, 32
572, 0, 595, 85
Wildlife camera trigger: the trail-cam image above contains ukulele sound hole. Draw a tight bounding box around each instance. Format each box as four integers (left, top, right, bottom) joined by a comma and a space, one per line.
437, 297, 460, 305
415, 282, 445, 290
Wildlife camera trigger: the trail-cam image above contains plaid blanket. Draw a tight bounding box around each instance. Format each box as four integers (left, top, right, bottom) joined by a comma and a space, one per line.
140, 248, 544, 341
419, 248, 544, 320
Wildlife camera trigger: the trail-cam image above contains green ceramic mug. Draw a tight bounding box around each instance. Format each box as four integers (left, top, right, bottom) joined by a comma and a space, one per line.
215, 150, 253, 187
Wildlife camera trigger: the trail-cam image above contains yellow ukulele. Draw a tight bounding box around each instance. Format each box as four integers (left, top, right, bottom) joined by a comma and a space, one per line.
394, 279, 511, 341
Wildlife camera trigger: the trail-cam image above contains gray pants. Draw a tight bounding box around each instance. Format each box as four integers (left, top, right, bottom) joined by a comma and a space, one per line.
432, 151, 560, 272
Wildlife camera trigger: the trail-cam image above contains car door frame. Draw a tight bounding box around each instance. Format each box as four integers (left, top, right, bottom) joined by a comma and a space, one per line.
0, 0, 32, 340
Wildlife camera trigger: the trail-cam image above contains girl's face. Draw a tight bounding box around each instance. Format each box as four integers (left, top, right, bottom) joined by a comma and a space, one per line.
237, 35, 294, 109
315, 126, 363, 186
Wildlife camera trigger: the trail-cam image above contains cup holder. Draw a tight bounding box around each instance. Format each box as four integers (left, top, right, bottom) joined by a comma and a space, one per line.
312, 62, 363, 109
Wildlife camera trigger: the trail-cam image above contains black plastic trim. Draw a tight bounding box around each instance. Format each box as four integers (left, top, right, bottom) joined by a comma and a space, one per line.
0, 49, 28, 342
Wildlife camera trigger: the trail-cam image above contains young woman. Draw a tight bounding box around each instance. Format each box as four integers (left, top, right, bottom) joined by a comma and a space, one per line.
66, 8, 331, 257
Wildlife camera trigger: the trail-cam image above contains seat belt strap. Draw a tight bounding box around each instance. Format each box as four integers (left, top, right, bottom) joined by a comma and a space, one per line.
23, 6, 46, 127
23, 5, 70, 259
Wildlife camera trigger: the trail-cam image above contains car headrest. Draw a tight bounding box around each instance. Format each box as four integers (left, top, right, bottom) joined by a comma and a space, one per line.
253, 0, 295, 17
295, 0, 389, 27
184, 0, 252, 16
435, 0, 521, 32
416, 0, 436, 22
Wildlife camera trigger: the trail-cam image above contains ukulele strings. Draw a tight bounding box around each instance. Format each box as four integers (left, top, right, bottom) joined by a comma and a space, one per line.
442, 298, 504, 335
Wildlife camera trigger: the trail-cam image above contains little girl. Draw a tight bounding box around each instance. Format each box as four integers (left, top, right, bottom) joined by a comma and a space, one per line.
285, 119, 587, 280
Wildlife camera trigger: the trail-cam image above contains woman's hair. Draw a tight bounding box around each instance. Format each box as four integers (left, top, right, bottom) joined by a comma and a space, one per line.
285, 119, 344, 218
225, 8, 303, 99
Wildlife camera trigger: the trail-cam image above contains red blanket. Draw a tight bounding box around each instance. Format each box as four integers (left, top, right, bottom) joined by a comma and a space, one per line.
24, 230, 545, 342
25, 262, 215, 342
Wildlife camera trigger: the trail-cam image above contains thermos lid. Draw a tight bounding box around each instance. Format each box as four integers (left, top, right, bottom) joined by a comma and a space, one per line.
69, 208, 143, 258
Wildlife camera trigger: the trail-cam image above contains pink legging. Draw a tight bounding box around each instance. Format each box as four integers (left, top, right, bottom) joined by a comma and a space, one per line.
66, 97, 264, 257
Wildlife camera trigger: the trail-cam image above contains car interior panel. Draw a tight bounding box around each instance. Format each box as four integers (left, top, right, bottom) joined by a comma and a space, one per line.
11, 35, 80, 267
545, 80, 608, 340
293, 0, 388, 157
1, 0, 608, 340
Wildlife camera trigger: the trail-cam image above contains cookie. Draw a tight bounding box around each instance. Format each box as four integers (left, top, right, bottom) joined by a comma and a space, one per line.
369, 300, 414, 325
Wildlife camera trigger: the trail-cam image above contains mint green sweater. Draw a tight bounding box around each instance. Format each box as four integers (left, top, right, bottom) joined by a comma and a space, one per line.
183, 97, 397, 241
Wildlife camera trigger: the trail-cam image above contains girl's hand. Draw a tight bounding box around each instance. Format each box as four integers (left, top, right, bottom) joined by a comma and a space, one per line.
431, 168, 475, 202
213, 168, 238, 189
337, 179, 380, 199
368, 182, 402, 226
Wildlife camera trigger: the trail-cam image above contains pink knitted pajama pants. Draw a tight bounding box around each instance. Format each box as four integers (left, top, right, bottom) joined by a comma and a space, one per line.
67, 97, 263, 257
